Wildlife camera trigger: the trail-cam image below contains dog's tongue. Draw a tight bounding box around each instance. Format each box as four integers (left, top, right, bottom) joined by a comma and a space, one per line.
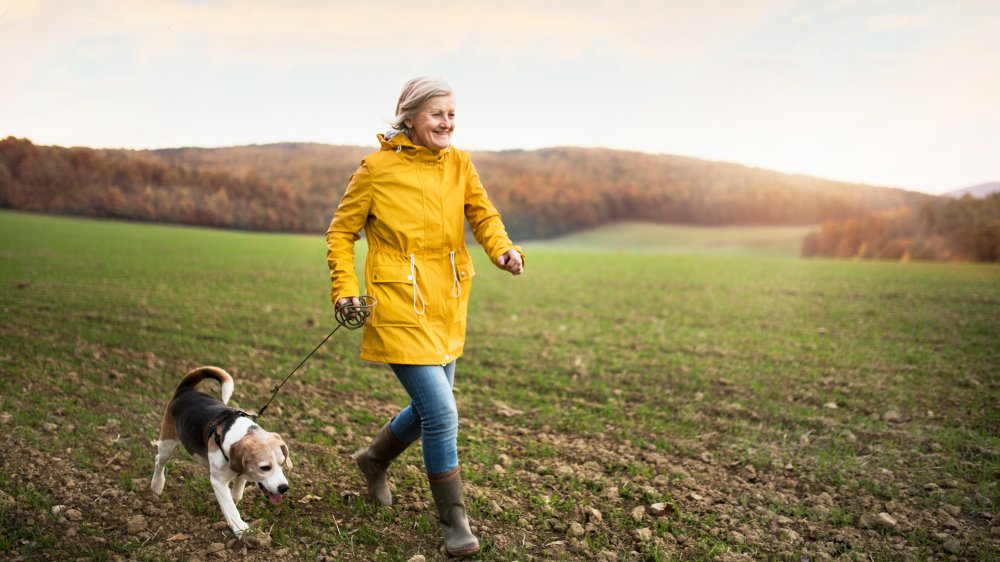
266, 490, 284, 505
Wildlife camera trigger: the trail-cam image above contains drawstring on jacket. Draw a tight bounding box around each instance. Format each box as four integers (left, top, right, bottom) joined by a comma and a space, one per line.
409, 254, 426, 315
449, 251, 462, 298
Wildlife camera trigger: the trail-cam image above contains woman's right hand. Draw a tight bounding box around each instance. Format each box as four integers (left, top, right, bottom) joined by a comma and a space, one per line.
497, 249, 524, 275
336, 296, 363, 319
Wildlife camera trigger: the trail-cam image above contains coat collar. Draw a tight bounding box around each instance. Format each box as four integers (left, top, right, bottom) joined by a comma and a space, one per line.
378, 132, 451, 161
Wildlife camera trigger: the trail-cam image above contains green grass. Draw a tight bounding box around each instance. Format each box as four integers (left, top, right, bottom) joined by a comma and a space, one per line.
1, 209, 998, 561
526, 221, 816, 257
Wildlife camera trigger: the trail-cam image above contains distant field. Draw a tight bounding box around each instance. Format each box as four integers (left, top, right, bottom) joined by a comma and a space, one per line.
526, 221, 816, 257
1, 210, 998, 561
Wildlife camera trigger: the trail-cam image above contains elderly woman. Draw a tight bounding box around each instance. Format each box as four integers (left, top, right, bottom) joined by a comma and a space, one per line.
326, 76, 523, 557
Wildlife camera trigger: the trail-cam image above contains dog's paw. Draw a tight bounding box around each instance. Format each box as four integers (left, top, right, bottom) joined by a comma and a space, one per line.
150, 476, 165, 495
231, 521, 251, 539
241, 525, 273, 549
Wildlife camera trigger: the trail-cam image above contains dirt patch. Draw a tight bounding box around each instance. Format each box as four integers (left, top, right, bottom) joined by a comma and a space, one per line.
1, 332, 997, 561
2, 378, 997, 562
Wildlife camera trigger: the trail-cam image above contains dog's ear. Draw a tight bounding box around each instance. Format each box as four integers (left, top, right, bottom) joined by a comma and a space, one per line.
279, 439, 293, 471
228, 438, 247, 474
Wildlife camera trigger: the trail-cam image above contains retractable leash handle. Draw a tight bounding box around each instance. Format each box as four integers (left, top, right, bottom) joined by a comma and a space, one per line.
254, 295, 377, 418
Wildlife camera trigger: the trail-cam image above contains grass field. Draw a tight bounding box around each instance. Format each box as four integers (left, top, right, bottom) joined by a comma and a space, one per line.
1, 210, 998, 561
526, 222, 816, 257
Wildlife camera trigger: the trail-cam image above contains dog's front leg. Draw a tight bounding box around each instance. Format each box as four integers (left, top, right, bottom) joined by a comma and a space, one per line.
210, 475, 250, 536
232, 475, 249, 504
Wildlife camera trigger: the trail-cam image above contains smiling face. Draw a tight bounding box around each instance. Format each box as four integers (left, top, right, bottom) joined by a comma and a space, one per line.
405, 94, 455, 152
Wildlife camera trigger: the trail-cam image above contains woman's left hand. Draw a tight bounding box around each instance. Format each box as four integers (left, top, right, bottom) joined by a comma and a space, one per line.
497, 249, 523, 275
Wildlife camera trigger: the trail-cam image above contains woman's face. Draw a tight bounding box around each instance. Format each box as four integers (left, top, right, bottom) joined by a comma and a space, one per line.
406, 94, 455, 151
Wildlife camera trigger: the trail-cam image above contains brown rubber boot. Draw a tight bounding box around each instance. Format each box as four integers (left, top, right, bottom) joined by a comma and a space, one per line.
428, 467, 480, 558
353, 420, 409, 506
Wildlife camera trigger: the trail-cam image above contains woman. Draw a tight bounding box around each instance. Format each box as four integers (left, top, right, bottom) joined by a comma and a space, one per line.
325, 76, 523, 557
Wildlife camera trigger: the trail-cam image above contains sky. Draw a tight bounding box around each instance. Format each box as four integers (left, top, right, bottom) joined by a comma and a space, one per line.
2, 0, 998, 195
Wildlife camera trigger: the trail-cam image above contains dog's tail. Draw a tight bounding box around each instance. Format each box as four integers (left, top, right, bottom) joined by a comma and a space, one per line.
174, 366, 235, 404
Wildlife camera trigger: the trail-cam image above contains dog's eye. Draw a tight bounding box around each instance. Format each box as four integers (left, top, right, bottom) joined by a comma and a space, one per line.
261, 465, 272, 472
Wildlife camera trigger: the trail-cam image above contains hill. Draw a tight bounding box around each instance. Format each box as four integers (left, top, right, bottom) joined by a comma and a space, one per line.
1, 137, 933, 239
944, 182, 1000, 198
525, 221, 814, 257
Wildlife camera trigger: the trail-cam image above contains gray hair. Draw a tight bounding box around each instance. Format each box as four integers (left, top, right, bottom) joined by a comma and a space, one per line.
390, 76, 453, 133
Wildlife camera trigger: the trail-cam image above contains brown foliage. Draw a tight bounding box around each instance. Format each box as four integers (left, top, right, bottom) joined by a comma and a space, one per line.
801, 194, 1000, 262
0, 137, 310, 231
2, 137, 933, 240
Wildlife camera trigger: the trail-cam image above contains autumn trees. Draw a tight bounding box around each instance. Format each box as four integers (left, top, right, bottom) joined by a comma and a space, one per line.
5, 136, 995, 261
0, 137, 307, 231
800, 195, 1000, 261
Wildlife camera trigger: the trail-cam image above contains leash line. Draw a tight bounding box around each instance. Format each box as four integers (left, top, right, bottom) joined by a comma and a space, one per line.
252, 296, 376, 418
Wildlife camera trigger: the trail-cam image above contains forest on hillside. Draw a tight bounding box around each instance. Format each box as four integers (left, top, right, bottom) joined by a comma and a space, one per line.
801, 194, 1000, 262
0, 136, 931, 241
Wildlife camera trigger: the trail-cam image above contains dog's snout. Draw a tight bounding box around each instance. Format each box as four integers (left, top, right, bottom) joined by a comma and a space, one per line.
278, 484, 289, 495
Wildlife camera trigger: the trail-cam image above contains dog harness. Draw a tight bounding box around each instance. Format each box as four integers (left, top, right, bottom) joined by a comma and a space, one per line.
207, 410, 254, 463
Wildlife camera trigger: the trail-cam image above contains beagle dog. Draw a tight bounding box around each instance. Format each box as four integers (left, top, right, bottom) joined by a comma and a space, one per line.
151, 366, 292, 536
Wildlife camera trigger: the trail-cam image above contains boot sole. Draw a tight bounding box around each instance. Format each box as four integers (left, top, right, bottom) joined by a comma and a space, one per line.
446, 543, 480, 558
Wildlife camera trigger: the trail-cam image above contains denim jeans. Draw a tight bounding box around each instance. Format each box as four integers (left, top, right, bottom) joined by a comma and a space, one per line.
388, 361, 459, 475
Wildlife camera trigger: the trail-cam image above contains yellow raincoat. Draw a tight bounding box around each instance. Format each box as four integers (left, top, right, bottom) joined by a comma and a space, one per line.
326, 133, 523, 365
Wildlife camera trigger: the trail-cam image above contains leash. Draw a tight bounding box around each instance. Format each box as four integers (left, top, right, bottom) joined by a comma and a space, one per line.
208, 295, 376, 459
250, 295, 377, 419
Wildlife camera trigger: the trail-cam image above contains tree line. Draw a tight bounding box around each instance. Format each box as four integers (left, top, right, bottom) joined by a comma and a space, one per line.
801, 194, 1000, 262
0, 137, 322, 232
0, 136, 958, 251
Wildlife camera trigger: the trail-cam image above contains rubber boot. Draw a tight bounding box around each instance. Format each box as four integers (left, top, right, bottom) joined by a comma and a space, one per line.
428, 467, 480, 558
353, 420, 409, 506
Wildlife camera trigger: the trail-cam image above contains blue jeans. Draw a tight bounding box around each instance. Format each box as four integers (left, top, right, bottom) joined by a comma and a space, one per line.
388, 362, 459, 475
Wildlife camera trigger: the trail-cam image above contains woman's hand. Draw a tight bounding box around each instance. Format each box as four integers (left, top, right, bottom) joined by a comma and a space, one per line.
336, 296, 363, 319
497, 249, 524, 275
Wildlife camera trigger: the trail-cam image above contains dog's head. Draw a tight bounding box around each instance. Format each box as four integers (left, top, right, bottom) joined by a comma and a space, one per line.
228, 428, 292, 504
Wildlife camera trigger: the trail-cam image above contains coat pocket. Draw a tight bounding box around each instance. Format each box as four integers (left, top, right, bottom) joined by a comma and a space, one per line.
454, 255, 476, 281
369, 264, 419, 327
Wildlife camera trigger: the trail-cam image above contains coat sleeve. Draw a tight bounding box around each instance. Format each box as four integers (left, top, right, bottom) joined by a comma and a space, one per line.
463, 159, 525, 269
326, 162, 373, 303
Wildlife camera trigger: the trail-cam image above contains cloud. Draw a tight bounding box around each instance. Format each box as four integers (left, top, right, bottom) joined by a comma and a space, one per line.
0, 0, 798, 69
864, 13, 931, 32
2, 0, 998, 191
